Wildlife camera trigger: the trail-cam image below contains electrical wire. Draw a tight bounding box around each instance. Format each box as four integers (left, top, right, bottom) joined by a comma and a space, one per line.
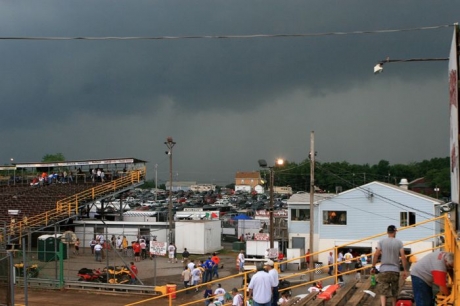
0, 24, 453, 41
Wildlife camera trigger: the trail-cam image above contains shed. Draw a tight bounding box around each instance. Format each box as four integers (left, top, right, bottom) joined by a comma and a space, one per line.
175, 220, 222, 254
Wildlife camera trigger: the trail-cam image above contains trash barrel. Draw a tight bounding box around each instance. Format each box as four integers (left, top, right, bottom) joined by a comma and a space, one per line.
232, 241, 245, 252
315, 262, 323, 274
166, 283, 177, 299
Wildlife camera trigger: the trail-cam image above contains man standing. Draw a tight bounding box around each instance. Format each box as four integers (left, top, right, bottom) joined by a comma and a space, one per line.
410, 251, 453, 306
204, 256, 215, 283
182, 248, 190, 263
214, 283, 226, 304
129, 262, 138, 285
238, 250, 245, 273
305, 249, 311, 268
168, 243, 176, 263
191, 265, 202, 292
187, 259, 196, 271
231, 288, 243, 306
181, 266, 191, 293
94, 242, 102, 262
372, 225, 408, 306
344, 249, 353, 271
327, 252, 334, 275
264, 260, 279, 306
211, 252, 220, 279
248, 264, 276, 306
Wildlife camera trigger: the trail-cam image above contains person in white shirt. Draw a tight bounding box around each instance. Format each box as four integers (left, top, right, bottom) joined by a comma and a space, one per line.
214, 283, 226, 303
248, 264, 276, 306
191, 266, 202, 292
94, 243, 103, 262
168, 243, 176, 263
344, 249, 353, 271
238, 250, 245, 272
264, 260, 279, 306
187, 259, 196, 271
231, 288, 243, 306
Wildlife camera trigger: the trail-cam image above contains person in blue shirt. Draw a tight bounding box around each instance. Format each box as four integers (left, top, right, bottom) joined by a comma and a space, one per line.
203, 257, 215, 283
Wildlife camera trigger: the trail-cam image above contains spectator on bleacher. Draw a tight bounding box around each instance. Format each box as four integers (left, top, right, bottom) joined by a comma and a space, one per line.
97, 169, 102, 182
91, 168, 96, 183
30, 177, 39, 186
68, 170, 73, 183
101, 170, 105, 182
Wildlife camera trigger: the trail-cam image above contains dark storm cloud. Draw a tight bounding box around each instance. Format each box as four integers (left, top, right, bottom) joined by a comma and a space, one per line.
0, 0, 458, 183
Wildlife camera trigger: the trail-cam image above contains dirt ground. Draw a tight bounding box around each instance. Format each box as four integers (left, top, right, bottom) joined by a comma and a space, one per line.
11, 247, 244, 306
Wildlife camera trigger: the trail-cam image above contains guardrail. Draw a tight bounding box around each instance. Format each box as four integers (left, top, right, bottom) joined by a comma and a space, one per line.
6, 168, 146, 242
125, 214, 458, 306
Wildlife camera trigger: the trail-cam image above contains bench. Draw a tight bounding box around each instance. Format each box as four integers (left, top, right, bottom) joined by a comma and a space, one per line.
346, 277, 374, 305
308, 285, 340, 306
295, 291, 319, 305
326, 279, 359, 306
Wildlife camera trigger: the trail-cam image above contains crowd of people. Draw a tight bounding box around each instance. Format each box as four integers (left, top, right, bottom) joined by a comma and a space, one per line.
72, 225, 454, 305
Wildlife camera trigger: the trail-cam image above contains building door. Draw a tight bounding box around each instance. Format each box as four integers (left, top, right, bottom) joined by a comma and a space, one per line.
292, 237, 305, 249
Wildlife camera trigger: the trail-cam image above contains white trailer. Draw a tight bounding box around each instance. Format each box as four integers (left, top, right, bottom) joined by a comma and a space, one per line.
175, 220, 222, 254
246, 240, 280, 257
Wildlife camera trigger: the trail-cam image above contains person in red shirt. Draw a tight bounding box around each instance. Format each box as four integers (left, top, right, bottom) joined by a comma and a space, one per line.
132, 241, 141, 262
129, 262, 138, 284
211, 252, 220, 278
305, 249, 311, 268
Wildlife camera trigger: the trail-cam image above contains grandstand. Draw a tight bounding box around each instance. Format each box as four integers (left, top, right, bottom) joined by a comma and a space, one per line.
0, 158, 146, 247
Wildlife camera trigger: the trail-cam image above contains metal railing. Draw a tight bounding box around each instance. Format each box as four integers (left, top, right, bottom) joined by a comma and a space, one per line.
125, 213, 458, 306
6, 168, 146, 243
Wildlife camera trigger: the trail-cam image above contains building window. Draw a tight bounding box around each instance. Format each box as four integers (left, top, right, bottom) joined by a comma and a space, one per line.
400, 212, 416, 227
323, 210, 347, 225
291, 209, 310, 221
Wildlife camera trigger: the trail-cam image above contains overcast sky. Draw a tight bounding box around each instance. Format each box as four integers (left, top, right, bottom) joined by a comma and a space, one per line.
0, 1, 459, 185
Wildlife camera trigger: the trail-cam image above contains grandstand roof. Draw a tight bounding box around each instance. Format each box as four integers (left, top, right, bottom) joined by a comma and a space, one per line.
13, 157, 147, 168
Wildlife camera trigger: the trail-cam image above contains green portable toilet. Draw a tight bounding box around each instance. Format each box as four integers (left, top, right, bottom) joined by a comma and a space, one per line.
38, 234, 67, 262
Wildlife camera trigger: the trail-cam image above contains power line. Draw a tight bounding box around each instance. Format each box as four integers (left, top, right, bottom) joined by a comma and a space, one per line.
0, 24, 453, 41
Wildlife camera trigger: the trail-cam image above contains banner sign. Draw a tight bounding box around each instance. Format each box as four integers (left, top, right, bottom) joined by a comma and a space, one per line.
150, 241, 167, 256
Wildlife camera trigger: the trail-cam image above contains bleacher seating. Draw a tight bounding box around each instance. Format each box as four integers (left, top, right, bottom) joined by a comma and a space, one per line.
0, 183, 94, 223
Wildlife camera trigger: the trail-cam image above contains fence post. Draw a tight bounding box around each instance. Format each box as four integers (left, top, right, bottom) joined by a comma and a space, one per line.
59, 241, 64, 288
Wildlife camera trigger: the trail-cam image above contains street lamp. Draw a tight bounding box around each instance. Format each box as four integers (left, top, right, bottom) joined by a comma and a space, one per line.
434, 186, 440, 199
374, 57, 448, 74
258, 158, 284, 249
164, 137, 176, 243
10, 158, 15, 185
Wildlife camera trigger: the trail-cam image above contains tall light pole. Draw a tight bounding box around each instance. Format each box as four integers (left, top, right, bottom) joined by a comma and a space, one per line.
309, 131, 315, 279
164, 137, 176, 243
10, 158, 15, 185
259, 158, 284, 249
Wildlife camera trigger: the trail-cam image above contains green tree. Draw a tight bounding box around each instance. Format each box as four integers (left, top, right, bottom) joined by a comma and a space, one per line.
42, 153, 65, 162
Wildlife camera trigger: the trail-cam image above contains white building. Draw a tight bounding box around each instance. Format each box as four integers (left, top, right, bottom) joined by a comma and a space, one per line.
287, 181, 444, 264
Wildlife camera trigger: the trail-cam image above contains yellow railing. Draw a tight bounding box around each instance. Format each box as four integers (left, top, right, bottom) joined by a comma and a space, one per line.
7, 168, 145, 242
437, 214, 457, 305
125, 213, 459, 306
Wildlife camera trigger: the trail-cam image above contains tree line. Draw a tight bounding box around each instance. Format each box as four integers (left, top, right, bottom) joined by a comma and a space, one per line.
261, 157, 450, 198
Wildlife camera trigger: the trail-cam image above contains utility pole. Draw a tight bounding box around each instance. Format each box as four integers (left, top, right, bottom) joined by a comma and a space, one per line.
164, 137, 176, 244
155, 164, 158, 202
309, 131, 315, 280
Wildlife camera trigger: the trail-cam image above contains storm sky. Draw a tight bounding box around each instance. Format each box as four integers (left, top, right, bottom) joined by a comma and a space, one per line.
0, 1, 459, 185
